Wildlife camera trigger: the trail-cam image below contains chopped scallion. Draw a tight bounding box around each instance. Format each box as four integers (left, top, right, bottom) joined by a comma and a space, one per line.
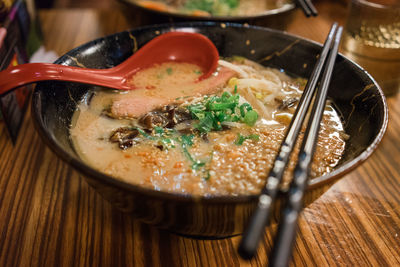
187, 90, 259, 133
154, 126, 164, 134
235, 133, 260, 145
244, 110, 258, 126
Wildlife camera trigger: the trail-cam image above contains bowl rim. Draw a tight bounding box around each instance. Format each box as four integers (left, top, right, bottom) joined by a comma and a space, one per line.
31, 21, 388, 203
118, 0, 296, 21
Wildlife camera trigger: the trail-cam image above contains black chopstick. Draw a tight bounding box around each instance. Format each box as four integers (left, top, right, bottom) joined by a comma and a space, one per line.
297, 0, 318, 17
269, 26, 343, 267
238, 22, 339, 260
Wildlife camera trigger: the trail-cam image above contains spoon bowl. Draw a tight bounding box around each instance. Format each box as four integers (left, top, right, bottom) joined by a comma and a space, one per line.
0, 32, 219, 95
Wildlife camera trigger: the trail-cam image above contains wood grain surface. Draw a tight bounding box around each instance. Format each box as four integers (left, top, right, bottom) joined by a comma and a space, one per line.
1, 1, 400, 266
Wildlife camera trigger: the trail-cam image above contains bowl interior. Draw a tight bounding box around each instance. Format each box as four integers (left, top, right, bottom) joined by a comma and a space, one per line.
32, 22, 387, 199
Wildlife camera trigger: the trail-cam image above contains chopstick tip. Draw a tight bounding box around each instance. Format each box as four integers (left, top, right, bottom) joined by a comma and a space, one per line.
238, 248, 255, 260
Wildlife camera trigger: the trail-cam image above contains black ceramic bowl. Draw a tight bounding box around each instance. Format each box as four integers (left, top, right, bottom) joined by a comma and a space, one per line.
118, 0, 296, 30
32, 22, 387, 238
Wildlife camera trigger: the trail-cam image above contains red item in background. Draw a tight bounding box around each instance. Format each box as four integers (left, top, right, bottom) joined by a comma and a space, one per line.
0, 0, 33, 144
8, 53, 30, 109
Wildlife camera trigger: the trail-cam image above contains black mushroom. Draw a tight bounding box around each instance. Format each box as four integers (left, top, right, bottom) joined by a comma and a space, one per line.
109, 127, 139, 150
138, 104, 192, 130
165, 105, 192, 128
139, 111, 169, 130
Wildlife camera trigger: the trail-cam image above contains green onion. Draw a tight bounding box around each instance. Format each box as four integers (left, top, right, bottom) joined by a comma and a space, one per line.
231, 115, 240, 122
166, 67, 173, 75
181, 134, 194, 146
235, 134, 246, 145
221, 91, 232, 100
135, 127, 212, 174
208, 102, 236, 111
192, 161, 206, 170
194, 113, 212, 133
179, 138, 206, 170
136, 127, 177, 149
244, 110, 258, 126
235, 133, 259, 145
154, 126, 164, 134
184, 0, 239, 15
187, 90, 259, 133
248, 134, 260, 141
239, 103, 252, 117
204, 171, 211, 181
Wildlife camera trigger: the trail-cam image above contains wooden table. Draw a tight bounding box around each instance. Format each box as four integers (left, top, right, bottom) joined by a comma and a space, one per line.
1, 2, 400, 266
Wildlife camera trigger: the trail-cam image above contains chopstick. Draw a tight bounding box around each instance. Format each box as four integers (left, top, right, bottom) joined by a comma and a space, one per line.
297, 0, 318, 17
238, 22, 342, 261
269, 25, 343, 267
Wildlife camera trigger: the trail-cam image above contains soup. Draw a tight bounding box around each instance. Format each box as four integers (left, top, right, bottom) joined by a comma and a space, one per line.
70, 57, 347, 196
136, 0, 292, 17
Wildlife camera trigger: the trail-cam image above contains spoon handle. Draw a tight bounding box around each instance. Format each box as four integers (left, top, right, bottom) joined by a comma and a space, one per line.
0, 63, 126, 96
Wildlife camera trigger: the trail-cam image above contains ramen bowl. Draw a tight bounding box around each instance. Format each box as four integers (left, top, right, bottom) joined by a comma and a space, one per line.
31, 22, 387, 238
118, 0, 296, 30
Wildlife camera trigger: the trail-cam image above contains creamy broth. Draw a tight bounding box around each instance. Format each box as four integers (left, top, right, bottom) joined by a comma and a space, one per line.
70, 58, 347, 196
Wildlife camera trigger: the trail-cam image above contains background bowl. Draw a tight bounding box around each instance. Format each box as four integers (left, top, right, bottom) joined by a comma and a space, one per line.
32, 22, 387, 238
117, 0, 296, 30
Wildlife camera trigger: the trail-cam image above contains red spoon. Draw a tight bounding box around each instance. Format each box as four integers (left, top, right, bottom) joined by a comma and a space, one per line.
0, 32, 219, 96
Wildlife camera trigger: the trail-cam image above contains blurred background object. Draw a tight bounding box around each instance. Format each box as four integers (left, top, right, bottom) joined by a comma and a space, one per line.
0, 0, 40, 142
341, 0, 400, 96
34, 0, 118, 8
33, 0, 297, 30
118, 0, 296, 29
0, 0, 56, 143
